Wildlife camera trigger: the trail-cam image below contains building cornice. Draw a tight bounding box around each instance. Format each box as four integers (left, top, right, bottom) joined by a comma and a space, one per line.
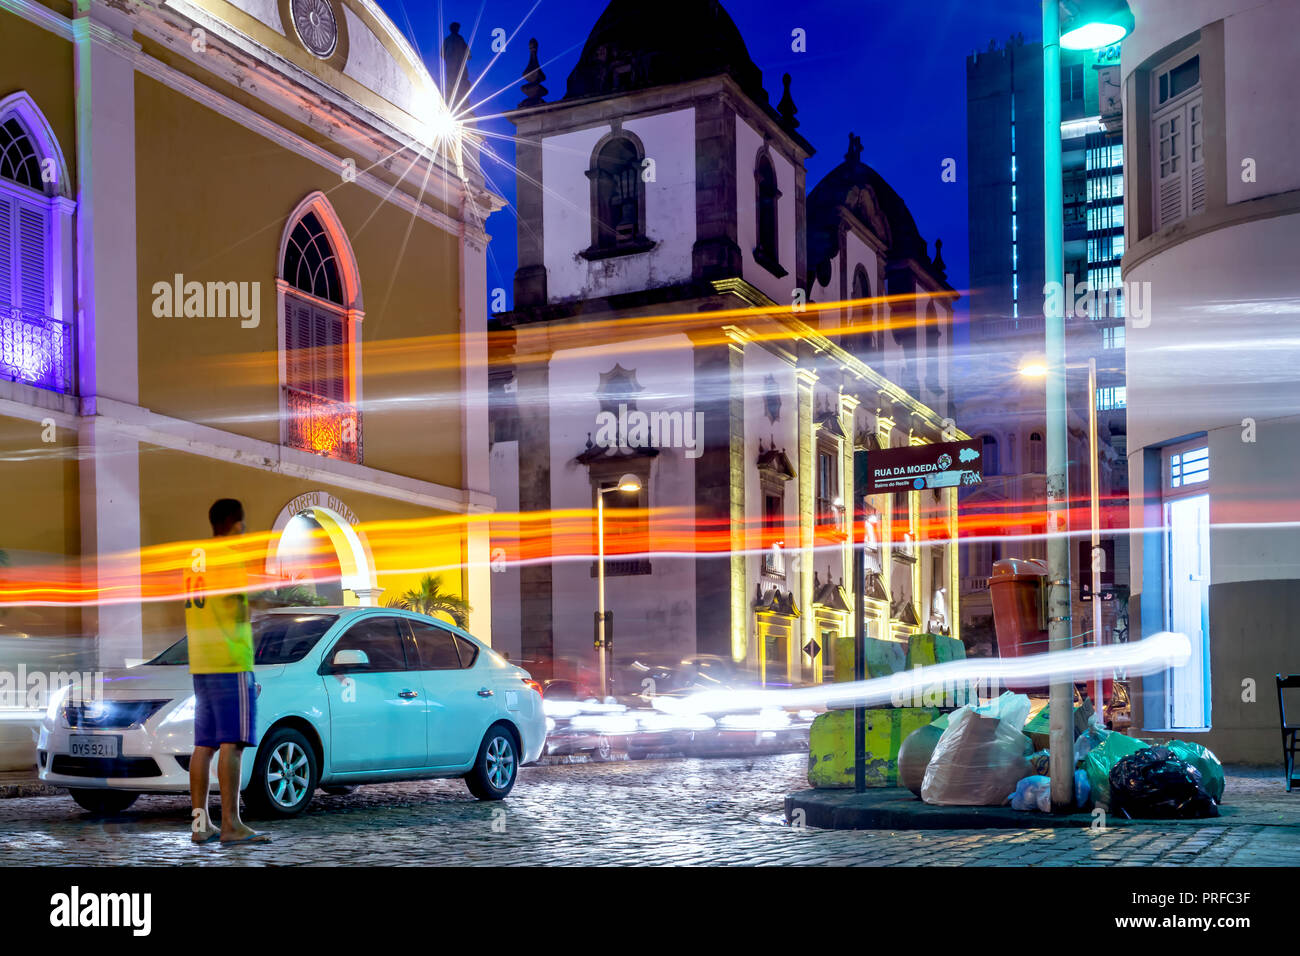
78, 395, 494, 514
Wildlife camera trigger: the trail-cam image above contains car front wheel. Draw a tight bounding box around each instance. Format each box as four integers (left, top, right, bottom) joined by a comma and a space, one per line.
464, 725, 519, 800
244, 727, 319, 818
69, 788, 138, 815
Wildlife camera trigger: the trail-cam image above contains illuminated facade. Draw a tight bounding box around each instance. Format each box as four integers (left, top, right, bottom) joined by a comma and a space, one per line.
0, 0, 499, 666
1121, 0, 1300, 763
488, 0, 963, 686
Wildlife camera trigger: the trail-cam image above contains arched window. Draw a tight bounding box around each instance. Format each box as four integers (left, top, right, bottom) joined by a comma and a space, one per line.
280, 197, 362, 463
583, 135, 651, 258
0, 97, 72, 395
850, 265, 881, 359
981, 434, 999, 476
754, 152, 784, 275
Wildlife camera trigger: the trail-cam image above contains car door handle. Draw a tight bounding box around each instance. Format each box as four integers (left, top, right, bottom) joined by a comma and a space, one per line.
398, 689, 419, 699
477, 688, 494, 698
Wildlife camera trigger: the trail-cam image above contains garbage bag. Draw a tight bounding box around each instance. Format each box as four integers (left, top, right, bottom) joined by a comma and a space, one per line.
1085, 731, 1147, 808
1074, 721, 1109, 766
921, 709, 1033, 806
1028, 749, 1051, 776
1166, 740, 1225, 803
1108, 747, 1219, 819
1009, 774, 1052, 812
973, 691, 1033, 731
1074, 768, 1091, 808
898, 723, 946, 797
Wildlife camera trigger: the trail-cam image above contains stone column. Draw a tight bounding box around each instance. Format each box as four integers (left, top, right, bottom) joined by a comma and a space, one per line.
795, 367, 817, 682
460, 217, 493, 643
514, 356, 554, 676
691, 324, 746, 661
74, 6, 142, 667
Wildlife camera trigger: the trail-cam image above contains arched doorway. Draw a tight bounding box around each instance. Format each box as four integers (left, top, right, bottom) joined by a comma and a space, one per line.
266, 492, 380, 606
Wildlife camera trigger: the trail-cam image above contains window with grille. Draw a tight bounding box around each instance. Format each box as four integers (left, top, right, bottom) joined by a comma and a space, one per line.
1151, 50, 1205, 230
281, 209, 359, 462
0, 112, 68, 394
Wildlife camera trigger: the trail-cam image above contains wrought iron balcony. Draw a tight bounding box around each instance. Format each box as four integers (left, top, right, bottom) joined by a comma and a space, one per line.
284, 386, 362, 464
0, 306, 72, 394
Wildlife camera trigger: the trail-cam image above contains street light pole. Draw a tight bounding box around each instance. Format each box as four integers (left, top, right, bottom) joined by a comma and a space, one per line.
596, 474, 642, 700
1087, 356, 1104, 709
1042, 0, 1074, 812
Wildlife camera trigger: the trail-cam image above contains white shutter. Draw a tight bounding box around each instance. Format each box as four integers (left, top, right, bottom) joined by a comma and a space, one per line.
0, 195, 11, 309
1187, 96, 1206, 215
1153, 107, 1184, 229
17, 201, 47, 314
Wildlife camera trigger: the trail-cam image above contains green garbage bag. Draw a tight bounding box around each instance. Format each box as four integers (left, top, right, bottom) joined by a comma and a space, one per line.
1085, 732, 1147, 808
1167, 740, 1225, 803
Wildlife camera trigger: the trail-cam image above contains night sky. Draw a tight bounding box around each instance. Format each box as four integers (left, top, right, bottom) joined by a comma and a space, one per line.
375, 0, 1044, 329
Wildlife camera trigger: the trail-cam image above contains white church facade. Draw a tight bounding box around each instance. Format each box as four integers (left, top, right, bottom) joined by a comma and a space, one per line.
488, 0, 964, 689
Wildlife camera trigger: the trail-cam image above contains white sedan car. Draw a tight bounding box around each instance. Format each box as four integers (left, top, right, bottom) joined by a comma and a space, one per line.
37, 607, 545, 817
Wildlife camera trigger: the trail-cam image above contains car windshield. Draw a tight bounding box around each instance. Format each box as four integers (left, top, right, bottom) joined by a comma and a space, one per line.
147, 613, 338, 666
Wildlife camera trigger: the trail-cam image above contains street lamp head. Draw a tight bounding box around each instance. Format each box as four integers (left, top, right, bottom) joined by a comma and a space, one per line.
616, 474, 642, 493
1019, 361, 1049, 379
1059, 0, 1134, 51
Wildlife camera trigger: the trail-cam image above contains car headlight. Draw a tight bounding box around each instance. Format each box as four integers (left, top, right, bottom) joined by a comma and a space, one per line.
161, 696, 196, 725
45, 684, 74, 722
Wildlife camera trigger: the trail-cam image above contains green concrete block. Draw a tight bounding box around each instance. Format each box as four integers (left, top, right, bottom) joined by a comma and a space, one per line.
905, 632, 966, 670
864, 637, 906, 678
808, 707, 942, 788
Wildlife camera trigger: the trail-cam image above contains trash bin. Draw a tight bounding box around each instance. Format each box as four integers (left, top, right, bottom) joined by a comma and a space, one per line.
989, 558, 1049, 693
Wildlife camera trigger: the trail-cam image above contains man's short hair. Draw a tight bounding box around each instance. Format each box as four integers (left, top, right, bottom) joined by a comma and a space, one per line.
208, 498, 245, 535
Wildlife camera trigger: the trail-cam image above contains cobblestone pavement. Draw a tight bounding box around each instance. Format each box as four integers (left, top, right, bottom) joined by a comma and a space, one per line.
1, 755, 1296, 866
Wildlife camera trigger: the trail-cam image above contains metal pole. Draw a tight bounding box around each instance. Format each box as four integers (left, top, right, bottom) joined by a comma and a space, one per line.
597, 488, 607, 700
1088, 357, 1104, 711
1043, 0, 1074, 811
853, 450, 867, 794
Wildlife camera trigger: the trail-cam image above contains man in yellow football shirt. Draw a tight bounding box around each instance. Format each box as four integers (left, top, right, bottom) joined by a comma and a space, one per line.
185, 498, 269, 846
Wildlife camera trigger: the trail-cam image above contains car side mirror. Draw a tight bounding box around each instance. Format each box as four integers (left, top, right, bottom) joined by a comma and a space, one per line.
332, 649, 369, 669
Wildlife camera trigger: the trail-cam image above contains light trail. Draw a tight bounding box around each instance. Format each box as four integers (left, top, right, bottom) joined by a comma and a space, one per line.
649, 631, 1192, 718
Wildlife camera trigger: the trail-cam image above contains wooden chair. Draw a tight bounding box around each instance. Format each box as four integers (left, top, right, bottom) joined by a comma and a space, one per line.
1278, 675, 1300, 792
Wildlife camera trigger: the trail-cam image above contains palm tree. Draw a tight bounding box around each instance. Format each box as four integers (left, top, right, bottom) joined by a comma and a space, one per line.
389, 574, 471, 628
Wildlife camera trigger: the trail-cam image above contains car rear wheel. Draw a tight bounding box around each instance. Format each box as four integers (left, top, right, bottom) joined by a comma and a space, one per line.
464, 725, 519, 800
69, 788, 139, 815
244, 727, 319, 818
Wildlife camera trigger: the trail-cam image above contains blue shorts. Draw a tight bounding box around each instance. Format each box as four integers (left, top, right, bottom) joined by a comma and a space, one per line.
192, 672, 257, 749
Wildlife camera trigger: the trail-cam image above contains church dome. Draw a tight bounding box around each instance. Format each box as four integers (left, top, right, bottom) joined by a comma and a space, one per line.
563, 0, 766, 103
808, 134, 948, 287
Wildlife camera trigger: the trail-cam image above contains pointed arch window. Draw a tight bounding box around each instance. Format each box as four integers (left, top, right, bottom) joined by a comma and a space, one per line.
582, 135, 653, 260
753, 151, 785, 277
280, 201, 362, 463
0, 100, 73, 395
848, 265, 881, 359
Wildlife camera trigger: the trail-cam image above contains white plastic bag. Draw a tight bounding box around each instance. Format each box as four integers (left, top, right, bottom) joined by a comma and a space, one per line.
921, 707, 1033, 806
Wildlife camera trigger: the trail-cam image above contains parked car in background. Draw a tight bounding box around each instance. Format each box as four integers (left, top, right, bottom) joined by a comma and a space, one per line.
37, 608, 544, 817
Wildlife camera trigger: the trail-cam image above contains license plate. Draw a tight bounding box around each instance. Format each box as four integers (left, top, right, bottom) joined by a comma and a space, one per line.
68, 735, 120, 759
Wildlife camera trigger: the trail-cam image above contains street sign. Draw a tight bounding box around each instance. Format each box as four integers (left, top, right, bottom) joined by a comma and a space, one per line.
1079, 539, 1116, 601
803, 639, 821, 661
861, 437, 984, 495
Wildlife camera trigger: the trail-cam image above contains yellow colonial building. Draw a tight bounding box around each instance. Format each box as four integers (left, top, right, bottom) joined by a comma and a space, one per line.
0, 0, 498, 665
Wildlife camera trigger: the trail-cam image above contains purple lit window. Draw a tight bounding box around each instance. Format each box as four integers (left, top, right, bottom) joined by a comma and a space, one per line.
0, 116, 67, 393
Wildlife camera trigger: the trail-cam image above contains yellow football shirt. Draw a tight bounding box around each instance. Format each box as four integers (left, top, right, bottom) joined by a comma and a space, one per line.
183, 538, 254, 674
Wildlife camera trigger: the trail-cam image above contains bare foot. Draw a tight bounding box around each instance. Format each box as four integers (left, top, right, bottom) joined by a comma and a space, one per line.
191, 827, 219, 845
220, 824, 271, 845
